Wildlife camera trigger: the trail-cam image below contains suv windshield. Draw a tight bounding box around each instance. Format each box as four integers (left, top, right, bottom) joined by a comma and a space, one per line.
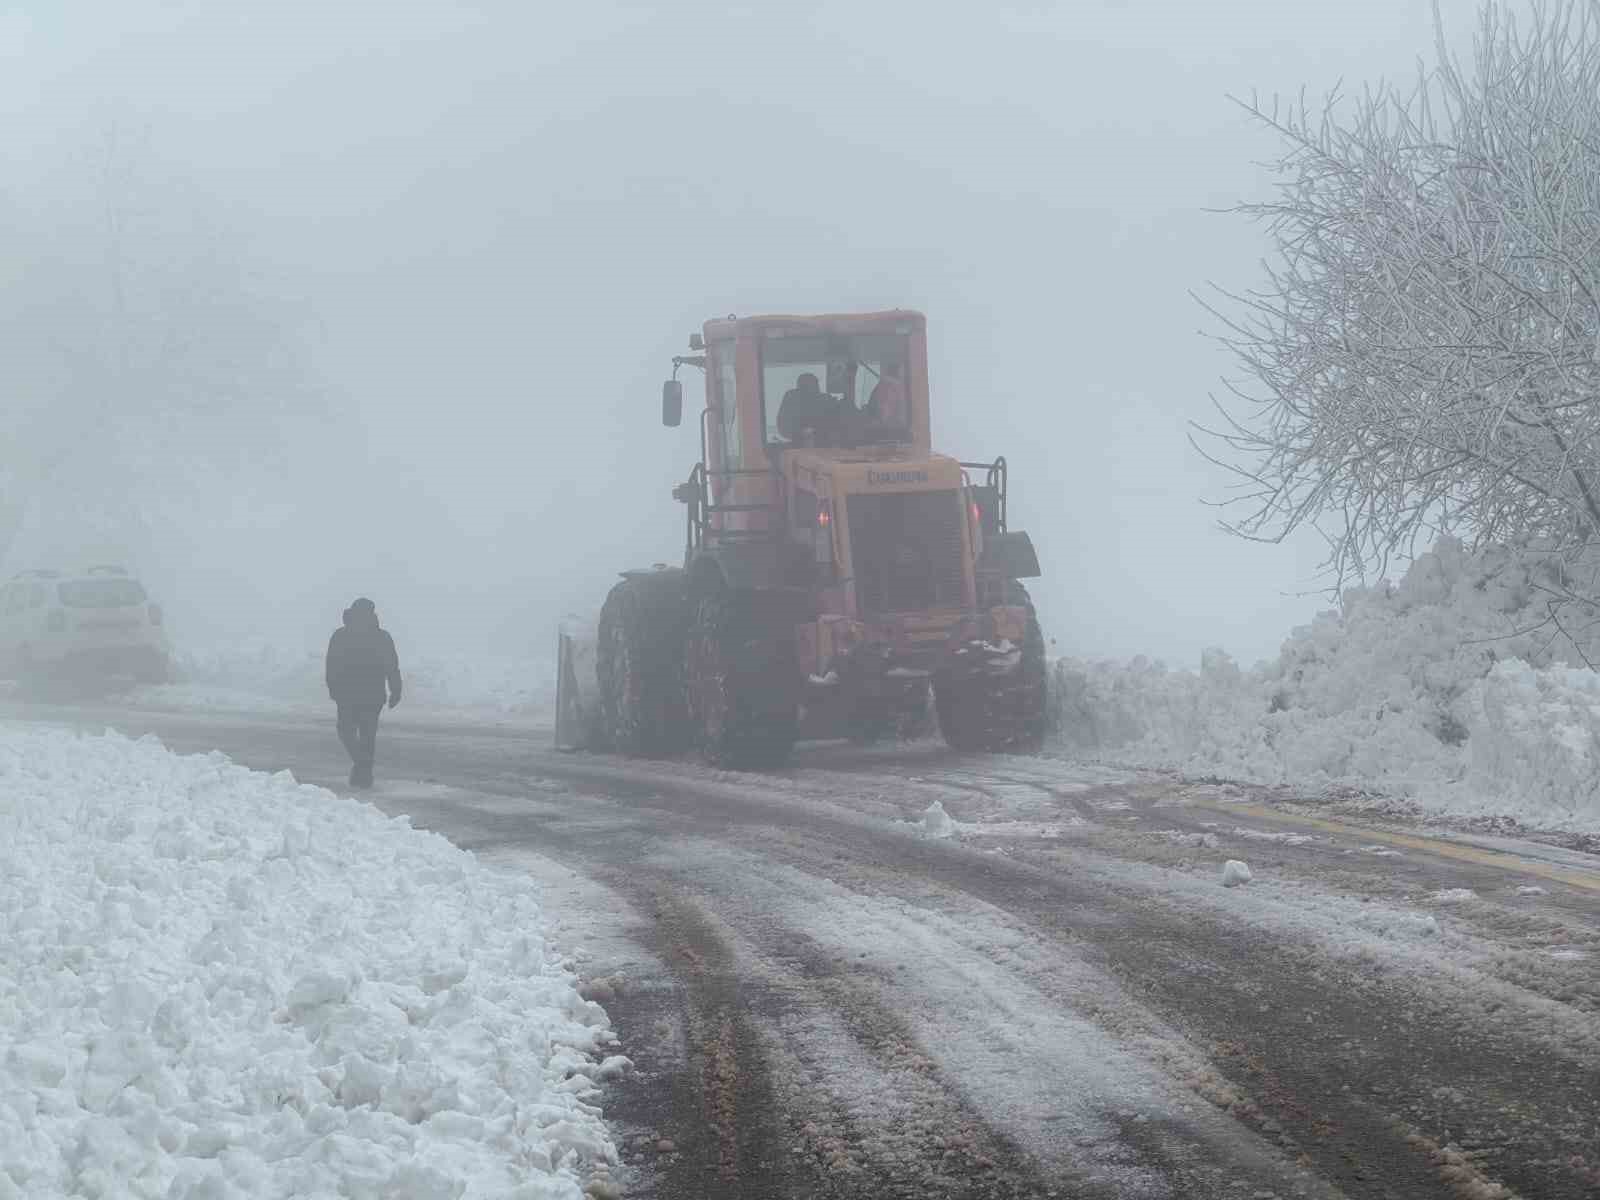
58, 579, 148, 608
762, 333, 911, 448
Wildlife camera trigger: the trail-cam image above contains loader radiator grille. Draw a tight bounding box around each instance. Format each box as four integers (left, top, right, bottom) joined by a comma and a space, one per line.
847, 490, 967, 615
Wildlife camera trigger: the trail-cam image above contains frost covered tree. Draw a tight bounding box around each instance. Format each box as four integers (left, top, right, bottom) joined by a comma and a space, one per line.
1199, 1, 1600, 609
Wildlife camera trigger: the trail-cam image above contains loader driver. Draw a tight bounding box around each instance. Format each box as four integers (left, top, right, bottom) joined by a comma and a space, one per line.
867, 360, 908, 429
777, 372, 842, 445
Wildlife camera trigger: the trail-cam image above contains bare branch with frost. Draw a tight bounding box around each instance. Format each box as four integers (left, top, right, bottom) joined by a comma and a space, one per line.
1201, 1, 1600, 596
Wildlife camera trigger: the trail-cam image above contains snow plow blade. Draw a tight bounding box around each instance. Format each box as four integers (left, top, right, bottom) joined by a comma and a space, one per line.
554, 619, 602, 751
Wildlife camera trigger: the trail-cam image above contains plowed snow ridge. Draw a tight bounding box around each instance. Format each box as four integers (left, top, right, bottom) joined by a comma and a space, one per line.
1052, 536, 1600, 831
0, 725, 616, 1199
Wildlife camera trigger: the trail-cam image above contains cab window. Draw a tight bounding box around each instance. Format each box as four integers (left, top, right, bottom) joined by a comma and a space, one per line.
760, 332, 912, 448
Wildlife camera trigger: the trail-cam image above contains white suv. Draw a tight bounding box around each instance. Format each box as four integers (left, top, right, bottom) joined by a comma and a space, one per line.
0, 566, 171, 683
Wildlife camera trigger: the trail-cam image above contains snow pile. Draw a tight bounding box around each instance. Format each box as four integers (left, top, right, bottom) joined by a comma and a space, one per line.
1219, 860, 1252, 888
0, 724, 616, 1198
1464, 660, 1600, 822
163, 642, 556, 718
1052, 537, 1600, 828
920, 799, 957, 839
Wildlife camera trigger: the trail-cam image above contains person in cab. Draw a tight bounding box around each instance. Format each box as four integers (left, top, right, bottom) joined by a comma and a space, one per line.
777, 372, 842, 444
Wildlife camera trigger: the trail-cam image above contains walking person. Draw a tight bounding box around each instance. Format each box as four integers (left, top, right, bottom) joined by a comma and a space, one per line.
325, 597, 402, 789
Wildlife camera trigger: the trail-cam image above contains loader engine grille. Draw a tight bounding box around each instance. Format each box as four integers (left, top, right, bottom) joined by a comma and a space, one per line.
847, 490, 967, 615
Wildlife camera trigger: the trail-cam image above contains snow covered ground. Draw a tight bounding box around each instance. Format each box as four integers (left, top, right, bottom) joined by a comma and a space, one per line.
0, 724, 619, 1199
1052, 537, 1600, 832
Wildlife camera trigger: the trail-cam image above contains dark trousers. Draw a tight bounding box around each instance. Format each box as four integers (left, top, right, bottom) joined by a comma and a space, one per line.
336, 702, 383, 770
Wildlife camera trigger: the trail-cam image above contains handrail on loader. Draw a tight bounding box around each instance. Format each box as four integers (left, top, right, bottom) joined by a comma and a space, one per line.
958, 456, 1008, 534
678, 463, 784, 555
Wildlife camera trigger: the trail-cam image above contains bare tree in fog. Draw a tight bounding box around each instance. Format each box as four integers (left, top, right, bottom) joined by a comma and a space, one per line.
1, 125, 329, 567
1198, 1, 1600, 597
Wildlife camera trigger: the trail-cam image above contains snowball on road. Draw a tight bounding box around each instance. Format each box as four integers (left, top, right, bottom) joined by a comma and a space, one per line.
920, 799, 957, 838
0, 724, 617, 1199
1219, 859, 1252, 888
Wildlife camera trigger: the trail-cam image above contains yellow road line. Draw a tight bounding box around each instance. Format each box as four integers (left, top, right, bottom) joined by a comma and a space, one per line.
1185, 800, 1600, 894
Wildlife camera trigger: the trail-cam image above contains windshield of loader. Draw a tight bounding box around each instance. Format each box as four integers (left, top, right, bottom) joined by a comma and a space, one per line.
762, 332, 912, 449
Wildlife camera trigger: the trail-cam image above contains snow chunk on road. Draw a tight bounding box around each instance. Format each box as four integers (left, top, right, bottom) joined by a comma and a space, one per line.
1220, 859, 1253, 887
1428, 887, 1478, 905
921, 800, 957, 838
1516, 884, 1548, 896
0, 723, 616, 1198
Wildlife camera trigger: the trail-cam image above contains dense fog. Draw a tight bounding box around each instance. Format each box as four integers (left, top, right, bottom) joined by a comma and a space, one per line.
0, 1, 1480, 668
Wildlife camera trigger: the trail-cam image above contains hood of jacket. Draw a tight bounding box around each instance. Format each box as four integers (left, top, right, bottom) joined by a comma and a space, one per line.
343, 598, 379, 629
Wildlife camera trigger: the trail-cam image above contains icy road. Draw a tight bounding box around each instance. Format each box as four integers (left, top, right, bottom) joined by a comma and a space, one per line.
8, 698, 1599, 1200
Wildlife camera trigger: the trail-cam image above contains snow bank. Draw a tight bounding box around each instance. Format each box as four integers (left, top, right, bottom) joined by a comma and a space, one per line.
161, 643, 556, 718
0, 724, 616, 1198
1052, 537, 1600, 830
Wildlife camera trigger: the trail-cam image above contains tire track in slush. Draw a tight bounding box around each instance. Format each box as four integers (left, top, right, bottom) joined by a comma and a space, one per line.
441, 792, 1217, 1197
610, 885, 790, 1199
585, 872, 1072, 1198
476, 759, 1596, 1200
658, 832, 1349, 1200
448, 784, 1339, 1199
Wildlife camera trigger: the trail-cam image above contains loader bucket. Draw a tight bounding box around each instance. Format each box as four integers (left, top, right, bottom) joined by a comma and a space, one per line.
554, 618, 602, 750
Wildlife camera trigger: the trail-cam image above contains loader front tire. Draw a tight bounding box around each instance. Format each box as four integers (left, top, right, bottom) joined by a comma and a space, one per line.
935, 582, 1047, 753
597, 573, 690, 756
686, 579, 798, 769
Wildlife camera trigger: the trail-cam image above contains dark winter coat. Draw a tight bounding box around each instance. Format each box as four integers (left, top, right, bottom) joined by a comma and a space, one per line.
326, 605, 402, 709
777, 378, 840, 442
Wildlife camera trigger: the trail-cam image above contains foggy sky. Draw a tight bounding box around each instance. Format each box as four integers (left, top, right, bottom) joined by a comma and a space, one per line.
0, 1, 1485, 667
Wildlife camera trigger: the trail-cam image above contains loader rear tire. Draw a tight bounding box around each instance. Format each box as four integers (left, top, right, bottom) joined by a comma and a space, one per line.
686, 579, 798, 769
935, 582, 1047, 753
597, 573, 691, 757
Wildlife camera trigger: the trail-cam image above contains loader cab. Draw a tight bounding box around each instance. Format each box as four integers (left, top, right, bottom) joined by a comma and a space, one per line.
697, 311, 931, 472
670, 310, 941, 560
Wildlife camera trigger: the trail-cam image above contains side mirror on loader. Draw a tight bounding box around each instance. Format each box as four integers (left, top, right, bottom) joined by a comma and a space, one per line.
662, 379, 684, 427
